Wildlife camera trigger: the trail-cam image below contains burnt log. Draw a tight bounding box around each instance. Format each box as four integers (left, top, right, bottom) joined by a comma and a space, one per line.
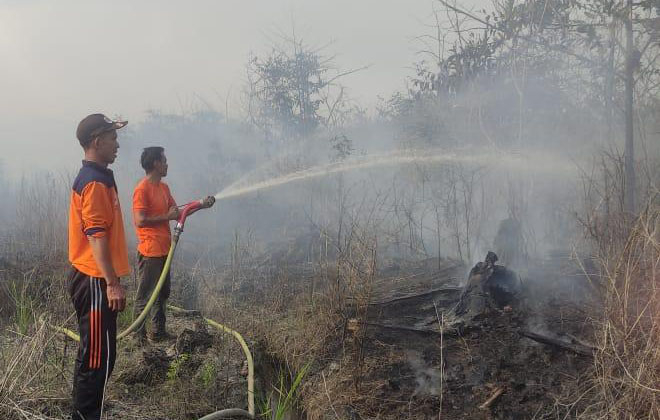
519, 330, 594, 356
454, 252, 522, 323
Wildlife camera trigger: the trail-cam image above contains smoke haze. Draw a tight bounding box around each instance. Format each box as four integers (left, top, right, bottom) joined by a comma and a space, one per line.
0, 0, 490, 174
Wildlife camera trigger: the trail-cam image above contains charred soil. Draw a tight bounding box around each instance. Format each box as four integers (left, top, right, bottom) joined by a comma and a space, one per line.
244, 255, 599, 419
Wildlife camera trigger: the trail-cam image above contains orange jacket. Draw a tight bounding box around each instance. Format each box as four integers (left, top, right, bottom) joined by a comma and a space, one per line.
68, 160, 130, 278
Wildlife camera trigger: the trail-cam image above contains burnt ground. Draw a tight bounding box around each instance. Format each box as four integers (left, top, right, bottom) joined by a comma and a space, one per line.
300, 255, 598, 419
24, 309, 250, 420
107, 310, 249, 420
1, 252, 598, 420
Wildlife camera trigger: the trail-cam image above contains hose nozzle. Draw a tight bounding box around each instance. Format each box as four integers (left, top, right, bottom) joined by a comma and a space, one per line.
175, 195, 216, 235
201, 195, 215, 209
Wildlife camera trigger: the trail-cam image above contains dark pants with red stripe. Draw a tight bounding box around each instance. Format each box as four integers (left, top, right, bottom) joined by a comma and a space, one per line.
68, 267, 117, 420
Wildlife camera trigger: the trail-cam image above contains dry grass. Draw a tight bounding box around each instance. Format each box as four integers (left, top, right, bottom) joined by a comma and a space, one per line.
303, 349, 410, 420
574, 202, 660, 419
1, 146, 657, 419
0, 319, 72, 420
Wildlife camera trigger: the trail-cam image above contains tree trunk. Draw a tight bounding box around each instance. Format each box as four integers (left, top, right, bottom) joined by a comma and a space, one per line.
624, 0, 635, 215
605, 20, 616, 145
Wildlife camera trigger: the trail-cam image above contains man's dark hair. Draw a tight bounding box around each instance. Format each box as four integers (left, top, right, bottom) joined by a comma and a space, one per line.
141, 146, 165, 172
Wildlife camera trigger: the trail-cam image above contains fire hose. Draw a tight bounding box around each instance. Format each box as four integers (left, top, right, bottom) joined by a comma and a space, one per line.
53, 197, 255, 419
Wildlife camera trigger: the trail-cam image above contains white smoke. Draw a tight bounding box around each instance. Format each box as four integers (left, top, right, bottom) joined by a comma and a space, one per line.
406, 350, 442, 397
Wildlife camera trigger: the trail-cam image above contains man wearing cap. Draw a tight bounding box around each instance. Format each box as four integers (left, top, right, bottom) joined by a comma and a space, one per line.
68, 113, 129, 420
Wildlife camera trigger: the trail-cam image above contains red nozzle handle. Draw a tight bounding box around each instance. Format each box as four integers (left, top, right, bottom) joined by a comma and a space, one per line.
178, 201, 202, 224
175, 196, 215, 233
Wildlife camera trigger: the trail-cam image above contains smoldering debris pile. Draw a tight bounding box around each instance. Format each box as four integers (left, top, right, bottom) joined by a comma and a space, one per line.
453, 251, 596, 354
302, 251, 598, 419
453, 251, 522, 328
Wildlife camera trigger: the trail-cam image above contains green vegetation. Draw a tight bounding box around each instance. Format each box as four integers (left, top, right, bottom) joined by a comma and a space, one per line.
7, 280, 35, 335
167, 353, 191, 381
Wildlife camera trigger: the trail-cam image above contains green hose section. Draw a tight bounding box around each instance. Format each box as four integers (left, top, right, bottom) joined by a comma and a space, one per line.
168, 305, 255, 417
52, 325, 80, 341
54, 235, 179, 342
52, 235, 256, 418
117, 235, 179, 340
197, 408, 253, 419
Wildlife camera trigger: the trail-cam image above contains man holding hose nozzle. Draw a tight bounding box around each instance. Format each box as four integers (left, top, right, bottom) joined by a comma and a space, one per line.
132, 146, 213, 343
68, 114, 130, 420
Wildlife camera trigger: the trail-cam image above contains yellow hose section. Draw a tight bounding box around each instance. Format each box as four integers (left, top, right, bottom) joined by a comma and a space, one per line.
167, 304, 255, 417
117, 236, 179, 340
52, 236, 255, 417
52, 325, 80, 341
50, 237, 177, 342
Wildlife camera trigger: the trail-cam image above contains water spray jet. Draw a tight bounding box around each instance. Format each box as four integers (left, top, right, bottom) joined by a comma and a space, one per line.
214, 148, 573, 202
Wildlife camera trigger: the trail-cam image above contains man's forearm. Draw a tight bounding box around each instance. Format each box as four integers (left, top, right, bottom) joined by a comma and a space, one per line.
88, 235, 119, 285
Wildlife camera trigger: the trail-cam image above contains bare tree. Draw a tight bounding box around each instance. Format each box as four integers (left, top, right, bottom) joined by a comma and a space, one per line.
246, 31, 365, 156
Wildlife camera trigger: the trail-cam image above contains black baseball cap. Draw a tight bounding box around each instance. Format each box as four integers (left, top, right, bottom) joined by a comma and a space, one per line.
76, 113, 128, 147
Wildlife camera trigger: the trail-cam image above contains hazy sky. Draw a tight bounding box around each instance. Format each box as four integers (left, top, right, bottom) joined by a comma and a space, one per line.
0, 0, 487, 175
